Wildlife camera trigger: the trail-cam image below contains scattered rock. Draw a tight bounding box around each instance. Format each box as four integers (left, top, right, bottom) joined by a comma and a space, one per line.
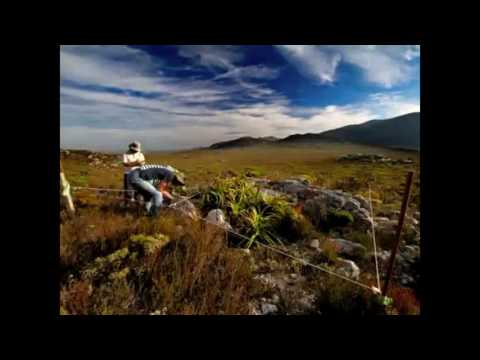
338, 153, 414, 165
309, 239, 320, 250
169, 199, 199, 220
303, 189, 373, 230
336, 258, 360, 280
354, 195, 370, 210
259, 188, 285, 199
328, 238, 367, 258
205, 209, 233, 230
260, 303, 278, 315
248, 177, 270, 187
150, 307, 168, 315
270, 179, 311, 197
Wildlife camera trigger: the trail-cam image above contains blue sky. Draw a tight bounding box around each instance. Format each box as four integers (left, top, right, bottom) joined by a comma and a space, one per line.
60, 45, 420, 151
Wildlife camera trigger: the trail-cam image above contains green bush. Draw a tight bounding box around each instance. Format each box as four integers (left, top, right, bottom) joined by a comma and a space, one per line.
200, 177, 314, 247
311, 276, 386, 315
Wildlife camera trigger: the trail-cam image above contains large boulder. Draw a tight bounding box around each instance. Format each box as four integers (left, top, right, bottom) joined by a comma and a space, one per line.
303, 189, 373, 230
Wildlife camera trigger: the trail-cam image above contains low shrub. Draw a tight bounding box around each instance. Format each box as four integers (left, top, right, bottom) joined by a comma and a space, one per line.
310, 276, 386, 315
389, 286, 420, 315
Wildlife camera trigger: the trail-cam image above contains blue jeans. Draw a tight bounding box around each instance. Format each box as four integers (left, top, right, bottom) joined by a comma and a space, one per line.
129, 172, 163, 215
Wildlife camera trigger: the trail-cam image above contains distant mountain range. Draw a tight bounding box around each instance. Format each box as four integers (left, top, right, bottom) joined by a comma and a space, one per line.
209, 112, 420, 151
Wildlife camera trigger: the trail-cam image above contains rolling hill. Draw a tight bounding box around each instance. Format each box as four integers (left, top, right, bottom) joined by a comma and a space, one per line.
209, 112, 420, 151
209, 136, 279, 149
281, 112, 420, 150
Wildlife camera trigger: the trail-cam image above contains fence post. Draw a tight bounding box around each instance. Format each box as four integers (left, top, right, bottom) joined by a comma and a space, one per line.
381, 171, 414, 296
60, 160, 75, 215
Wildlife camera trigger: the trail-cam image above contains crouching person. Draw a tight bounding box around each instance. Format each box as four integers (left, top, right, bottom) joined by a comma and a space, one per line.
128, 165, 185, 216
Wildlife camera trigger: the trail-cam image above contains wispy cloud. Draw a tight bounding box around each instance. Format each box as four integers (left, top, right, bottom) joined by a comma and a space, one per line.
275, 45, 420, 87
60, 45, 419, 151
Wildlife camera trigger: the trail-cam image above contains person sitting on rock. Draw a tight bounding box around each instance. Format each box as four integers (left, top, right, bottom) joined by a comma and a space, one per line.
128, 164, 185, 216
123, 141, 146, 204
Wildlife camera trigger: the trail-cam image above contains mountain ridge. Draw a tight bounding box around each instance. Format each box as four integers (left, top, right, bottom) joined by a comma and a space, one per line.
209, 112, 420, 150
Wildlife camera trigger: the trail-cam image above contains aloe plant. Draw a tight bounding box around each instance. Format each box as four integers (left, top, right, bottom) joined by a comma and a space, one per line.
242, 207, 281, 249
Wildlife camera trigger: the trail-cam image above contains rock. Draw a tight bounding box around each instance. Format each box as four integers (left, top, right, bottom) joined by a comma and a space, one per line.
344, 198, 362, 212
170, 199, 199, 220
249, 178, 270, 187
303, 189, 373, 230
205, 209, 232, 230
260, 303, 278, 315
254, 274, 279, 289
271, 294, 280, 304
336, 258, 360, 280
240, 248, 251, 256
328, 238, 367, 258
296, 293, 316, 312
290, 175, 311, 185
403, 245, 420, 262
354, 195, 370, 210
259, 188, 285, 199
270, 179, 310, 196
150, 307, 168, 315
309, 239, 320, 250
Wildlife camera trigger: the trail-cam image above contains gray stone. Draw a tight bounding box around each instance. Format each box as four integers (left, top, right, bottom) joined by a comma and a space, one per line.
344, 198, 362, 212
249, 178, 270, 187
205, 209, 232, 230
374, 217, 391, 223
309, 239, 320, 250
170, 199, 199, 220
328, 238, 367, 258
336, 258, 360, 280
403, 245, 420, 261
271, 179, 310, 196
260, 303, 278, 315
354, 195, 370, 210
259, 188, 285, 199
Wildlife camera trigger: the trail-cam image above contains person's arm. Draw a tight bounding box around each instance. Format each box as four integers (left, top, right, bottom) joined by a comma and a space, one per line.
161, 190, 174, 201
123, 154, 144, 167
123, 159, 144, 166
157, 180, 173, 202
138, 153, 146, 166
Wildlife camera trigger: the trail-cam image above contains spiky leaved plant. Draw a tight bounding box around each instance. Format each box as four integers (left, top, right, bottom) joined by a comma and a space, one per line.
241, 207, 282, 249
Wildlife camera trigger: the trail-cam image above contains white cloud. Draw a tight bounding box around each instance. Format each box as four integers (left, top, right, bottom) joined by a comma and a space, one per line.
214, 65, 280, 80
177, 45, 243, 70
276, 45, 341, 84
60, 45, 419, 151
275, 45, 420, 87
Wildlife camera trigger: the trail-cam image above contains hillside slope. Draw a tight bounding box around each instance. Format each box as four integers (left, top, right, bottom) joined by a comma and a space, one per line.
210, 136, 279, 149
281, 112, 420, 150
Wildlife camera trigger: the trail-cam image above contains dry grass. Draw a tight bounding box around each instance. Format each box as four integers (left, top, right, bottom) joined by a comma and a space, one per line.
60, 144, 420, 315
60, 202, 259, 315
